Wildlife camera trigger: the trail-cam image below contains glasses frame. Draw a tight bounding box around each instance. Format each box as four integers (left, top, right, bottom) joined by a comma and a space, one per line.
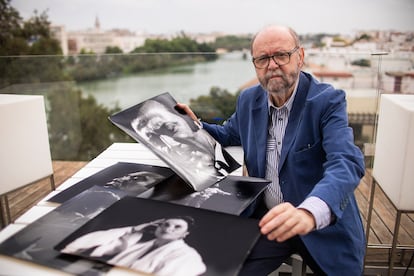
252, 46, 300, 69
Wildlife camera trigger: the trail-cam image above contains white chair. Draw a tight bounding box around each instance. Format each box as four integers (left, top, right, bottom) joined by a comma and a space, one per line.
0, 94, 54, 227
368, 94, 414, 275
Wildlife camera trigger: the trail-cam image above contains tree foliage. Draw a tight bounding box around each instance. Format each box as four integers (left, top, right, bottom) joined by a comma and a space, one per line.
189, 87, 240, 124
0, 0, 22, 50
66, 34, 218, 82
211, 35, 252, 51
132, 33, 215, 55
351, 58, 371, 67
0, 2, 131, 160
47, 84, 132, 160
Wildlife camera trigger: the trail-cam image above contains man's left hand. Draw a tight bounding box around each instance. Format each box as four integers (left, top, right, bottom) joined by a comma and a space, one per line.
259, 202, 316, 242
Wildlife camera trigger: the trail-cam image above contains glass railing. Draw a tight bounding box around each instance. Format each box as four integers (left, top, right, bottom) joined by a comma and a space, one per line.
1, 51, 413, 165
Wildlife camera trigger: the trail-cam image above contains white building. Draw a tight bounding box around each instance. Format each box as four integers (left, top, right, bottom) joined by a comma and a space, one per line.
54, 17, 146, 54
50, 25, 68, 55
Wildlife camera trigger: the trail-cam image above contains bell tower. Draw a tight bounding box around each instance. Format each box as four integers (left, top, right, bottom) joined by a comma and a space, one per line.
95, 15, 100, 31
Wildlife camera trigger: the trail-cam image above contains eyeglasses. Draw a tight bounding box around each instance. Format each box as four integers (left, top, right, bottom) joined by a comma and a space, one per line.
252, 46, 299, 69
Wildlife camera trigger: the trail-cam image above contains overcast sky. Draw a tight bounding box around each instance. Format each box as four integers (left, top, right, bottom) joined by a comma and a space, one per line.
10, 0, 414, 35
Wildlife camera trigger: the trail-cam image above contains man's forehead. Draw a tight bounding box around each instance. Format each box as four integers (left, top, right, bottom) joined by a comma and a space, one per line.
253, 27, 294, 51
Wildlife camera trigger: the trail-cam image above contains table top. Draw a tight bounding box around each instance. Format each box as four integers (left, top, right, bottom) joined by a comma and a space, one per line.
0, 142, 244, 275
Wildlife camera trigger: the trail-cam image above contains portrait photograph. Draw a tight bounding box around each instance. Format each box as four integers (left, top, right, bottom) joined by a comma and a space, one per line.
56, 196, 260, 276
109, 92, 241, 191
48, 162, 175, 204
141, 174, 270, 215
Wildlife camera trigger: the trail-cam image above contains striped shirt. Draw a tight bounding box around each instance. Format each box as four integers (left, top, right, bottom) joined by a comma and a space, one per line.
263, 81, 332, 230
264, 87, 295, 208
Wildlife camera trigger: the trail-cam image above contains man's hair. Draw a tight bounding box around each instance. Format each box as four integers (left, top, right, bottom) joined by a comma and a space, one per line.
250, 25, 301, 55
169, 216, 195, 232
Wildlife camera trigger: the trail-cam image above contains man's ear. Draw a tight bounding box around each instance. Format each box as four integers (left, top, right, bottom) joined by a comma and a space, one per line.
298, 47, 305, 68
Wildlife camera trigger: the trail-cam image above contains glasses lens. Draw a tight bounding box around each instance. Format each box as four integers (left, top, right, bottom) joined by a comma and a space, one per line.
273, 53, 290, 66
253, 47, 297, 68
254, 57, 268, 68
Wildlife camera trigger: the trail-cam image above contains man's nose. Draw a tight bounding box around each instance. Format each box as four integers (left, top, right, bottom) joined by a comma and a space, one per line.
268, 57, 280, 69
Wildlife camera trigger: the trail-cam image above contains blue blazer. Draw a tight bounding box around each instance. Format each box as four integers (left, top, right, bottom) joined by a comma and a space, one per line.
203, 71, 366, 275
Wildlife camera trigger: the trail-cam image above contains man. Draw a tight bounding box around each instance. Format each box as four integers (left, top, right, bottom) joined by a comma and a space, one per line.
177, 25, 366, 275
61, 217, 206, 276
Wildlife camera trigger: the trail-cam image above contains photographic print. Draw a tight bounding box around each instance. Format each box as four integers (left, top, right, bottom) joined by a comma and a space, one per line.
48, 162, 175, 204
142, 174, 270, 215
0, 186, 129, 275
109, 92, 241, 191
48, 162, 268, 215
56, 196, 260, 276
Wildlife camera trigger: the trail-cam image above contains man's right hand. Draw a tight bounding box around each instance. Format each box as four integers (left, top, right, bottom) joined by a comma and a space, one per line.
175, 103, 200, 125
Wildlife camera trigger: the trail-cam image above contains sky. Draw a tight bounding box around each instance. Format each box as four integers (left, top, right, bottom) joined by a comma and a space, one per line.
10, 0, 414, 35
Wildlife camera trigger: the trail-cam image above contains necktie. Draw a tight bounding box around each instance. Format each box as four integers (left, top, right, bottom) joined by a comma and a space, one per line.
264, 107, 284, 208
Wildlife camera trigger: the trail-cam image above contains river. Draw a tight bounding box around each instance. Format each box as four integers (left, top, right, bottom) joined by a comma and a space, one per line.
79, 51, 256, 109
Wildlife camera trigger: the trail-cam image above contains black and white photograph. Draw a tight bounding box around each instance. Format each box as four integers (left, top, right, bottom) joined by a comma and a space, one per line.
0, 186, 129, 275
142, 174, 270, 215
47, 162, 268, 215
48, 162, 175, 204
109, 92, 240, 191
56, 196, 261, 276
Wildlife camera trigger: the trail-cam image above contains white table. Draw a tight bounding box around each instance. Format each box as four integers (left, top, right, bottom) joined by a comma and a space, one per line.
0, 142, 244, 275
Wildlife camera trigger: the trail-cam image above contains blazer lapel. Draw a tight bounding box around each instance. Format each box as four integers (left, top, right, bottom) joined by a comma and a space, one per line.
251, 88, 269, 177
279, 72, 310, 171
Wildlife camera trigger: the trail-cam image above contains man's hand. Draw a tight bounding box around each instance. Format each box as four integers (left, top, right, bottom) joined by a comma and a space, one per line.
175, 103, 200, 124
259, 202, 316, 242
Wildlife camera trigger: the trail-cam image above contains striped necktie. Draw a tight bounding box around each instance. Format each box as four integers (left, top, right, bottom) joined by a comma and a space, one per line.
264, 107, 285, 208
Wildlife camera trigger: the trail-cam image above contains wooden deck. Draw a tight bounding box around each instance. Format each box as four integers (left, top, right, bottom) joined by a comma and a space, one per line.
357, 171, 414, 274
6, 161, 87, 221
3, 161, 414, 274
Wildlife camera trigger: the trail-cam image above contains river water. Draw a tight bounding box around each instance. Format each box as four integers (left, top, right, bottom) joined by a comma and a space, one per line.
78, 50, 412, 110
79, 51, 256, 109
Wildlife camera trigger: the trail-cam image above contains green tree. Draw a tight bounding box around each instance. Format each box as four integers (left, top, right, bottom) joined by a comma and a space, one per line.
211, 35, 252, 51
189, 87, 240, 124
48, 85, 132, 160
0, 0, 22, 52
0, 4, 131, 161
0, 2, 65, 87
130, 33, 217, 67
351, 59, 371, 67
105, 46, 123, 54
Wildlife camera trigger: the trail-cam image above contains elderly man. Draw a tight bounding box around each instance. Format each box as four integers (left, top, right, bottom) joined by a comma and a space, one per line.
178, 25, 366, 275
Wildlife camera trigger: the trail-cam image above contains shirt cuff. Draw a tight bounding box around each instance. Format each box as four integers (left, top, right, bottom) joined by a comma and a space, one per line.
298, 196, 332, 230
